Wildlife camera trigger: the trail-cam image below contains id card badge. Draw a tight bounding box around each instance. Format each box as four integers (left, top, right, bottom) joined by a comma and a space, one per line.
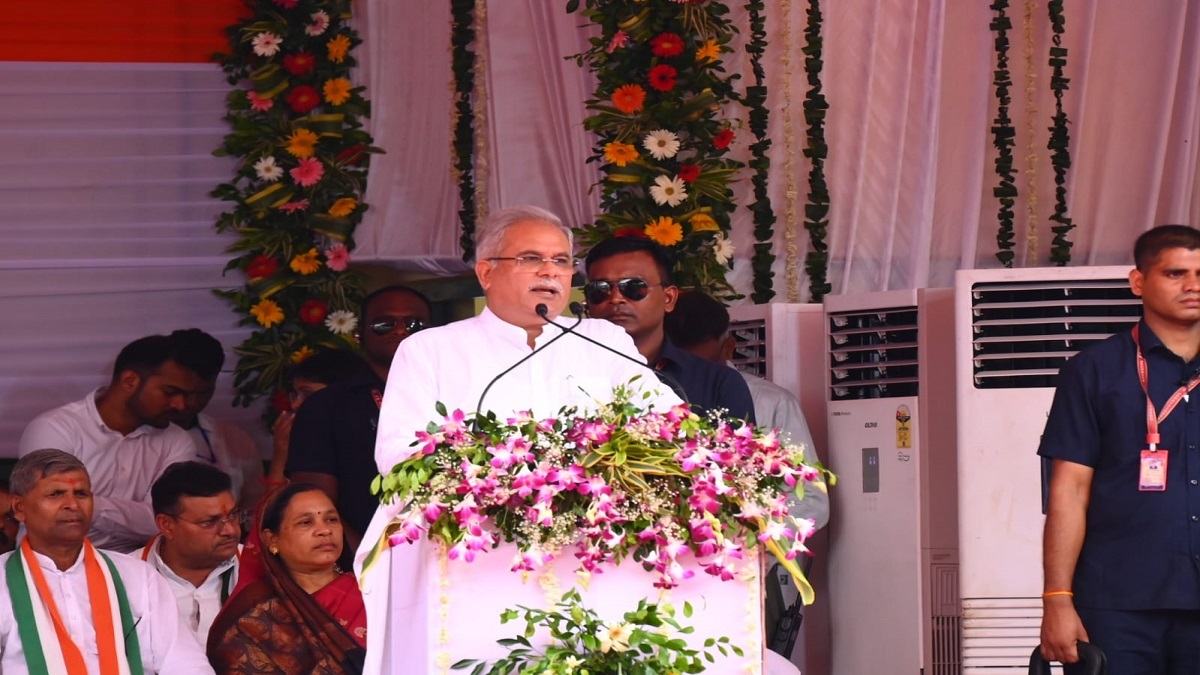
1140, 449, 1168, 491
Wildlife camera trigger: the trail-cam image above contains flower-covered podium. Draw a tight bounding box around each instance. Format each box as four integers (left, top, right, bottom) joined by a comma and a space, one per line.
363, 390, 821, 674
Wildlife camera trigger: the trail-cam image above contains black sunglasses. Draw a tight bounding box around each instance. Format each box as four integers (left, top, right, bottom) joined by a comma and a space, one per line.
368, 317, 428, 336
583, 278, 662, 305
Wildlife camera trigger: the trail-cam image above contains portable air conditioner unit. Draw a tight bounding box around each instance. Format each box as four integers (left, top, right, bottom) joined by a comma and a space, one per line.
824, 288, 960, 675
955, 266, 1140, 673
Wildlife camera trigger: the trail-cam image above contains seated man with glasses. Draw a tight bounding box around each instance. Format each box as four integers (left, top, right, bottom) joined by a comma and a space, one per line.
286, 284, 434, 568
139, 461, 244, 645
584, 236, 755, 424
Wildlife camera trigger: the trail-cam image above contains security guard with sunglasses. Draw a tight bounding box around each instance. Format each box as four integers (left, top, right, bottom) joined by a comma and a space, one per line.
286, 284, 433, 567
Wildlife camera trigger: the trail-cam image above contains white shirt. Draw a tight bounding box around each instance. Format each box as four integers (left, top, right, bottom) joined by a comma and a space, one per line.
135, 535, 240, 644
184, 413, 266, 510
17, 389, 197, 552
740, 372, 830, 530
0, 547, 215, 674
375, 306, 681, 472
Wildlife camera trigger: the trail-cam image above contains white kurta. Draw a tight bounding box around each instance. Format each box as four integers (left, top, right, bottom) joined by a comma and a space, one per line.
0, 547, 215, 674
360, 307, 726, 675
134, 535, 239, 645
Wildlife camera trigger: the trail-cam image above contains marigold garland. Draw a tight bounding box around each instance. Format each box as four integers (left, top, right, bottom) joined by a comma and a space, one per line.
802, 0, 832, 301
990, 0, 1018, 267
1047, 0, 1075, 265
450, 0, 480, 262
212, 0, 375, 410
744, 0, 776, 304
567, 0, 744, 301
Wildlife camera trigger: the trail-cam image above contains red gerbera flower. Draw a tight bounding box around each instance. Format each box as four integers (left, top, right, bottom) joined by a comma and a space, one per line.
286, 85, 321, 114
648, 64, 678, 92
298, 298, 330, 326
282, 51, 316, 76
270, 389, 292, 413
650, 33, 685, 58
613, 226, 648, 239
713, 128, 735, 150
678, 164, 701, 182
246, 254, 278, 279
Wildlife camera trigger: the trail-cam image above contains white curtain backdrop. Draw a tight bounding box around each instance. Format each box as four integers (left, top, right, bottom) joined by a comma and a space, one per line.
356, 0, 1200, 296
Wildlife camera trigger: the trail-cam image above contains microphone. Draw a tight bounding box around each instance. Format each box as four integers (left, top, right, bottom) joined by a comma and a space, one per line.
536, 303, 689, 403
473, 306, 583, 422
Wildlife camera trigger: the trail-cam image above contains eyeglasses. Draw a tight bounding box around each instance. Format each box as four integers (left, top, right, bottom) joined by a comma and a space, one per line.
368, 317, 429, 336
583, 278, 662, 305
488, 255, 575, 271
173, 509, 248, 531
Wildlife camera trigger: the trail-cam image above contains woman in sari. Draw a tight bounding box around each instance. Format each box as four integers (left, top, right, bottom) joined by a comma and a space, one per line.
208, 483, 366, 674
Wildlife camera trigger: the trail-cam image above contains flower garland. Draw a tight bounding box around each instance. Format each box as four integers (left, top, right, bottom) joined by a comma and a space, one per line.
780, 0, 800, 302
989, 0, 1018, 267
1047, 0, 1075, 265
744, 0, 776, 304
212, 0, 374, 409
450, 0, 480, 262
472, 0, 492, 229
802, 0, 832, 300
1023, 0, 1039, 264
567, 0, 743, 300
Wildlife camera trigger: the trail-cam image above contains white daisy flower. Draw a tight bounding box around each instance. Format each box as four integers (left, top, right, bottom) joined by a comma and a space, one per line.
306, 11, 331, 36
649, 175, 688, 207
713, 232, 736, 265
324, 310, 358, 335
642, 129, 681, 160
251, 32, 282, 57
253, 156, 283, 182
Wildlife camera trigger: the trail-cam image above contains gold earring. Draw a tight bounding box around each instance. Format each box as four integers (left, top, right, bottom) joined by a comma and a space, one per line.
269, 546, 279, 555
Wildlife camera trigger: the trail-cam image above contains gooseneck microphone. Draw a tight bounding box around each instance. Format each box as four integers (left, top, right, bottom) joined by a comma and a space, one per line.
536, 303, 689, 403
473, 305, 583, 422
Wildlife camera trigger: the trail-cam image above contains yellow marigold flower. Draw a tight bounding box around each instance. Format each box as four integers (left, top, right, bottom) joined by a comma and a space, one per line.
327, 34, 352, 63
689, 213, 719, 232
696, 39, 721, 63
644, 216, 683, 247
603, 141, 638, 167
290, 346, 317, 364
290, 248, 322, 275
323, 78, 352, 106
250, 299, 284, 328
328, 197, 357, 217
286, 129, 319, 159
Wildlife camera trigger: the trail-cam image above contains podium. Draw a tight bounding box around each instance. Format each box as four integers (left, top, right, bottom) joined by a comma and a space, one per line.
366, 536, 765, 674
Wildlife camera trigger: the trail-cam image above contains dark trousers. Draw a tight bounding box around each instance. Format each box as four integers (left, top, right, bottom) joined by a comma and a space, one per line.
1076, 606, 1200, 675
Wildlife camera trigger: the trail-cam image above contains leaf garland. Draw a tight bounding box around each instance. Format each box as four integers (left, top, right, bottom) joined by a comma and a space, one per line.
802, 0, 831, 301
1047, 0, 1074, 265
990, 0, 1018, 267
744, 0, 775, 304
212, 0, 376, 410
451, 0, 479, 262
567, 0, 744, 301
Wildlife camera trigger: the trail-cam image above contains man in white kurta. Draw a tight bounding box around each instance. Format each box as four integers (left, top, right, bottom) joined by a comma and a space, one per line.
359, 206, 734, 674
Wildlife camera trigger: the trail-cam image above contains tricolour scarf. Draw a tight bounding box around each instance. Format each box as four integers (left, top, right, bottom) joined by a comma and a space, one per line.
6, 539, 143, 675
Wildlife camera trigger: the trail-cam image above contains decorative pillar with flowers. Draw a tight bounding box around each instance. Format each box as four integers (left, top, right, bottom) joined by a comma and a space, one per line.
567, 0, 743, 300
211, 0, 377, 412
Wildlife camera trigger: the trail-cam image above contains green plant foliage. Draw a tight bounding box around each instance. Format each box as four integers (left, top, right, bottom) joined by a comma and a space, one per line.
802, 0, 832, 300
212, 0, 375, 413
451, 0, 479, 262
744, 0, 776, 304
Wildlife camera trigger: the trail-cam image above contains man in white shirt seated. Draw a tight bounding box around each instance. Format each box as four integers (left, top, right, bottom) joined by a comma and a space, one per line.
138, 461, 242, 644
0, 449, 215, 674
18, 333, 207, 552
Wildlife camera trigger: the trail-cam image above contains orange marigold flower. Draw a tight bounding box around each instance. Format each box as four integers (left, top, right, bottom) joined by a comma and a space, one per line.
603, 141, 638, 167
290, 346, 317, 364
250, 299, 285, 328
696, 39, 721, 63
290, 248, 322, 275
286, 129, 319, 159
328, 197, 357, 217
644, 216, 683, 247
611, 84, 646, 114
327, 34, 352, 63
323, 78, 352, 106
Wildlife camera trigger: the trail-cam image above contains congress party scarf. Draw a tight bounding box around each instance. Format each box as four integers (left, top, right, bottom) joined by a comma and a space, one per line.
6, 539, 143, 675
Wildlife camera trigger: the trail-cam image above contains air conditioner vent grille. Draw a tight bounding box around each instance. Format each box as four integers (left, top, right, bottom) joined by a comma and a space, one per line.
828, 305, 918, 400
971, 279, 1140, 389
728, 319, 767, 379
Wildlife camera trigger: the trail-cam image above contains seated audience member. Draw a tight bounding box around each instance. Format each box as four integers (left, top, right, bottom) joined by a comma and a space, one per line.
208, 483, 366, 674
0, 481, 18, 554
664, 290, 829, 529
169, 329, 266, 511
268, 349, 369, 485
584, 237, 756, 422
0, 449, 214, 674
140, 461, 243, 644
18, 333, 206, 552
286, 285, 433, 563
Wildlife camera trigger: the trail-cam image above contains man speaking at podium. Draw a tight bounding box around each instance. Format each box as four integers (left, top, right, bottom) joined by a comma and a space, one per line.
357, 206, 680, 674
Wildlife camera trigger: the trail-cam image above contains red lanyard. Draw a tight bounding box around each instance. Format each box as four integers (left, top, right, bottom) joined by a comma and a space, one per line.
1133, 325, 1200, 449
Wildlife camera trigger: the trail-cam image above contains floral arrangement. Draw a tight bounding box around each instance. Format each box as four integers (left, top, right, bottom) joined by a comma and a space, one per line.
211, 0, 376, 409
566, 0, 743, 300
452, 589, 740, 675
371, 385, 821, 601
